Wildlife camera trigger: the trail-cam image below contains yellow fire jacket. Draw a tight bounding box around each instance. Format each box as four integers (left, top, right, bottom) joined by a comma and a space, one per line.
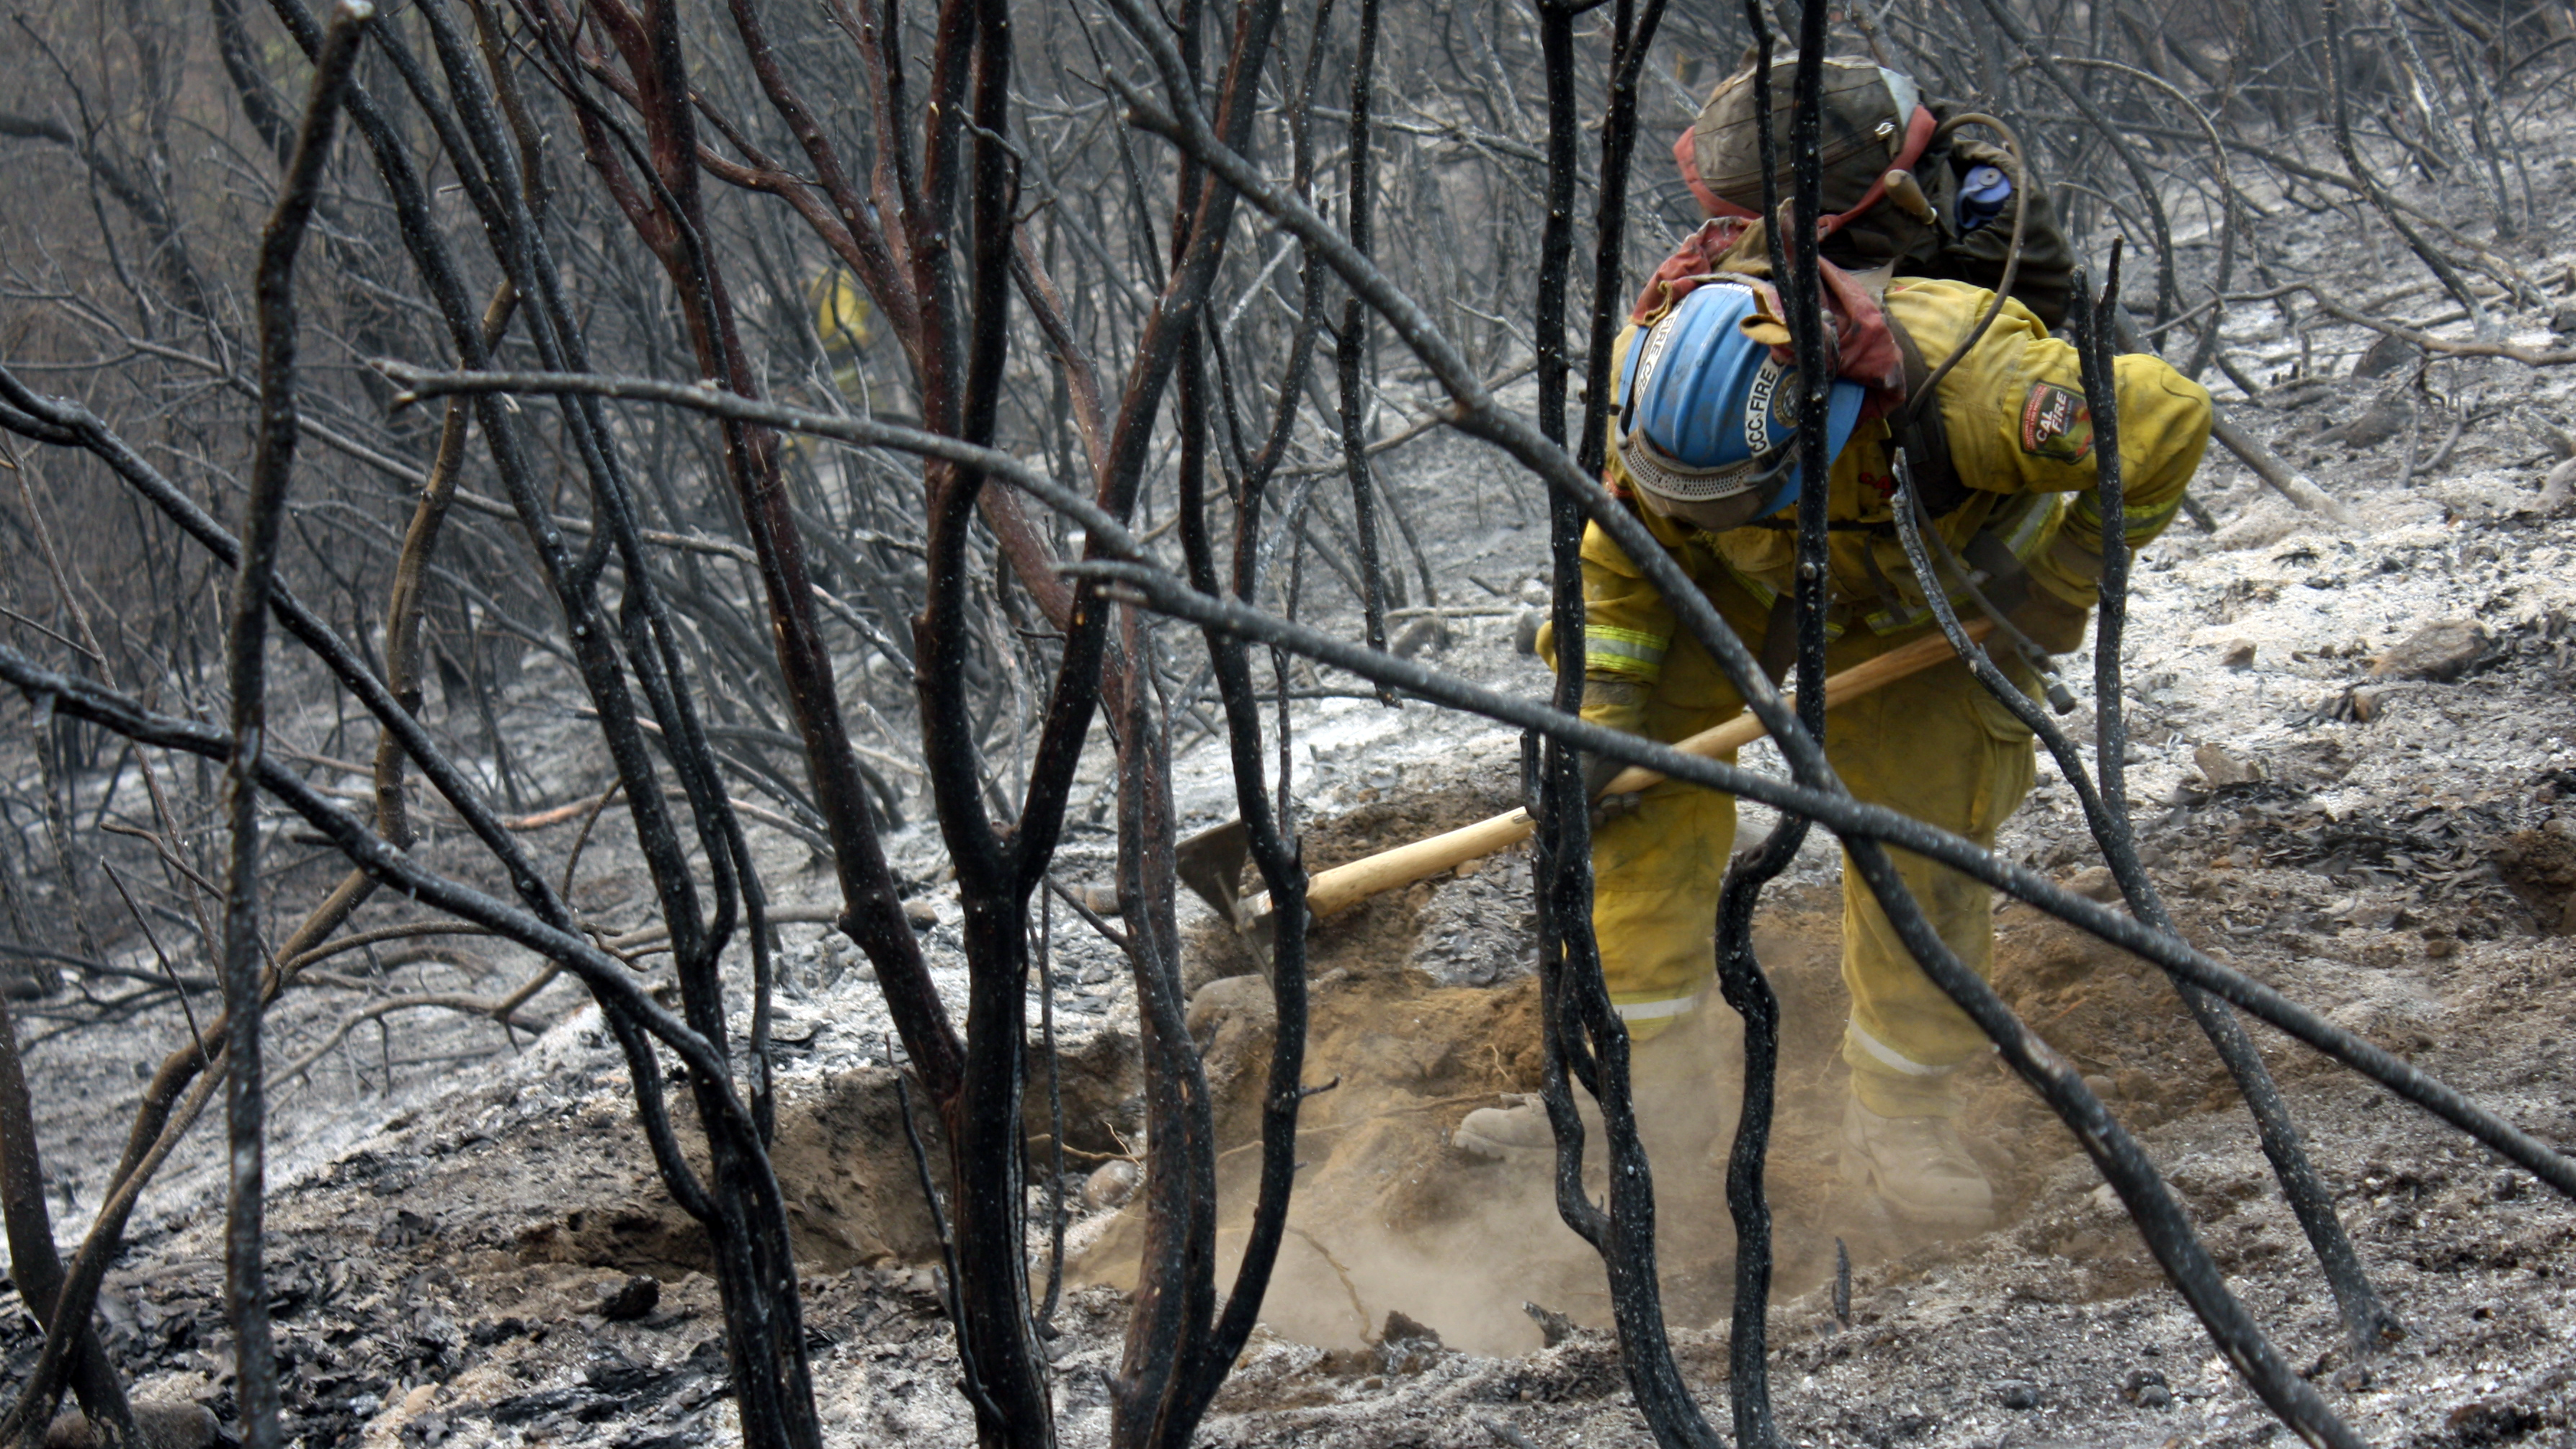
1579, 277, 2213, 688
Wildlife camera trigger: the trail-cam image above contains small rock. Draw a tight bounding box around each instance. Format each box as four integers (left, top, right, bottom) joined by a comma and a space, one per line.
2114, 1068, 2156, 1103
2317, 392, 2409, 449
599, 1273, 661, 1322
1378, 1310, 1445, 1375
1391, 616, 1450, 659
2081, 1074, 2116, 1103
2062, 864, 2123, 902
1522, 1301, 1578, 1348
2194, 742, 2262, 789
1082, 1159, 1140, 1211
903, 898, 939, 930
2372, 618, 2488, 682
2124, 1367, 2172, 1409
589, 1271, 654, 1328
375, 1208, 435, 1248
2538, 455, 2576, 516
1185, 973, 1278, 1046
2348, 333, 2417, 380
1056, 884, 1121, 917
1996, 1380, 2041, 1410
46, 1401, 218, 1449
2492, 1171, 2525, 1202
2446, 1401, 2541, 1443
2552, 302, 2576, 335
1513, 606, 1546, 657
2423, 935, 2458, 960
2220, 639, 2258, 670
1315, 1347, 1373, 1378
1382, 1310, 1442, 1348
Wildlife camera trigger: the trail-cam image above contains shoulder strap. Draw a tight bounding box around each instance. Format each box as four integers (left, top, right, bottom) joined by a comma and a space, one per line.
1886, 311, 1968, 516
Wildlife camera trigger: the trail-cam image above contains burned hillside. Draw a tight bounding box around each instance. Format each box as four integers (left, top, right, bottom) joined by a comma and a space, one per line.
2, 0, 2575, 1446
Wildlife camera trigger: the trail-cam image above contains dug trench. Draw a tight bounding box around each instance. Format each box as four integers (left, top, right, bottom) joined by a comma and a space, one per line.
1069, 756, 2266, 1358
399, 768, 2443, 1334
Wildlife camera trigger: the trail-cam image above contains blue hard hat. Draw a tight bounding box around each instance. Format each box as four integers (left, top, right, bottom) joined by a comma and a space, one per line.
1612, 281, 1865, 530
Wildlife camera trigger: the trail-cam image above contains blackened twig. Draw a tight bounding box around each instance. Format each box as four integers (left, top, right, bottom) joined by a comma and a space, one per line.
1338, 0, 1392, 690
2320, 0, 2492, 333
896, 1069, 1004, 1428
223, 15, 370, 1448
1969, 0, 2178, 329
1889, 455, 2401, 1359
2069, 264, 2404, 1357
1171, 120, 1321, 1439
1707, 4, 1820, 1440
0, 990, 141, 1449
1529, 0, 1711, 1441
2043, 56, 2237, 381
1037, 892, 1068, 1333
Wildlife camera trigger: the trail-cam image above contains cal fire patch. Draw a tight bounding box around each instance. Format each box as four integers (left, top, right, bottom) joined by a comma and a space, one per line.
2019, 382, 2094, 463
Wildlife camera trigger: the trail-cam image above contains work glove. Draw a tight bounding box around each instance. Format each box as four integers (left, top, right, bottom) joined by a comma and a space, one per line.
2005, 584, 2094, 655
1977, 564, 2095, 658
1577, 678, 1650, 828
1583, 750, 1646, 826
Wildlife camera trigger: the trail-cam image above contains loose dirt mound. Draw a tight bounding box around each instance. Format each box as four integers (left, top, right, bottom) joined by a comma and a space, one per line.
483, 1068, 954, 1278
1085, 763, 2246, 1356
510, 1025, 1145, 1281
2496, 821, 2576, 933
447, 766, 2369, 1362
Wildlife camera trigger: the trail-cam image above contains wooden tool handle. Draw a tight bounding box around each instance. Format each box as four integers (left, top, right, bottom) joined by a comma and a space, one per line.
1302, 809, 1539, 918
1591, 617, 1994, 799
1291, 617, 1996, 921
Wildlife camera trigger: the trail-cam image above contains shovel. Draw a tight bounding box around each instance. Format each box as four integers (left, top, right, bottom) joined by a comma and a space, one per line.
1176, 617, 1994, 936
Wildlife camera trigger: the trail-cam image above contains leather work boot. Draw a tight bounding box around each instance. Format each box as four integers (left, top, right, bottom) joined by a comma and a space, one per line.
1453, 1011, 1740, 1167
1838, 1095, 1996, 1230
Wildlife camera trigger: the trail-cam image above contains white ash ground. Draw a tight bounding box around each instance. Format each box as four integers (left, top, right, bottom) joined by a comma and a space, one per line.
11, 153, 2576, 1449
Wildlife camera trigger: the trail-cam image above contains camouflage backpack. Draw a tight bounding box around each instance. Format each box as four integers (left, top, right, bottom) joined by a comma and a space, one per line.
1677, 52, 2075, 328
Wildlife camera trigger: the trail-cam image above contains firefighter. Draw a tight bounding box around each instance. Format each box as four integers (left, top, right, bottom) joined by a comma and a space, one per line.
1453, 60, 2213, 1229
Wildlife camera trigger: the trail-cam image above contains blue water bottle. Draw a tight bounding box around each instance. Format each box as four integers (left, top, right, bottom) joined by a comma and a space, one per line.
1957, 164, 2012, 233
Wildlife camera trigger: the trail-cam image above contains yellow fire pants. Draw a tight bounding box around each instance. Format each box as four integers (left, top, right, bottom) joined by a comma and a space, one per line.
1581, 575, 2040, 1119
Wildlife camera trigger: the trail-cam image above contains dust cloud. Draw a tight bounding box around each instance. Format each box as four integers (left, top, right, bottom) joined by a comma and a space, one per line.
1073, 849, 2234, 1359
1075, 890, 2083, 1356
